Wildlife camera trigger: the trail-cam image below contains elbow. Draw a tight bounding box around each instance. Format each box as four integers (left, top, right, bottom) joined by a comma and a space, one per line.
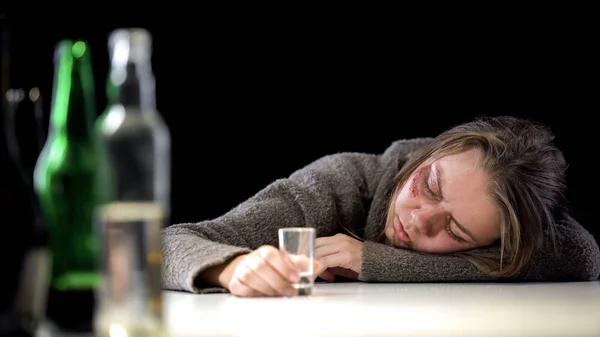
562, 234, 600, 281
580, 237, 600, 280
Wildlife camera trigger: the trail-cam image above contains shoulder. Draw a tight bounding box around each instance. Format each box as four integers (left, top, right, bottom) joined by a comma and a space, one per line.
296, 137, 434, 174
382, 137, 434, 166
284, 137, 436, 193
384, 137, 434, 156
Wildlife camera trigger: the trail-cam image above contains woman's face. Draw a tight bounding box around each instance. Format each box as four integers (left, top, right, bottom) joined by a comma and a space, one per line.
385, 148, 501, 253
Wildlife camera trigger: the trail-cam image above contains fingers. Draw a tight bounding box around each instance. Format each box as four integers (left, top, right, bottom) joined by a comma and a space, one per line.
315, 236, 343, 272
228, 245, 300, 297
230, 259, 292, 297
260, 246, 300, 282
314, 260, 322, 273
319, 250, 353, 271
315, 243, 340, 260
311, 260, 324, 282
319, 269, 335, 283
328, 266, 359, 280
248, 253, 297, 296
315, 235, 336, 248
287, 253, 313, 273
315, 233, 352, 263
315, 233, 346, 248
228, 276, 263, 297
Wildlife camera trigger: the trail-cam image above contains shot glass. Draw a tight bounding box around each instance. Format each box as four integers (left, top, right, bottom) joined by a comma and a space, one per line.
278, 227, 316, 296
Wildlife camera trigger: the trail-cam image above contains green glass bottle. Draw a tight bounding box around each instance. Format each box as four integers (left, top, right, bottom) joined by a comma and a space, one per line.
33, 39, 105, 333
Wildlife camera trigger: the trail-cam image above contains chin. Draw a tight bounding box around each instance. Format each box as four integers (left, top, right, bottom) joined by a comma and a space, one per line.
394, 240, 411, 250
383, 228, 398, 247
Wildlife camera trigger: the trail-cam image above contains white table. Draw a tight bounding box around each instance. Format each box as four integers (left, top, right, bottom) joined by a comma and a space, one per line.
164, 281, 600, 337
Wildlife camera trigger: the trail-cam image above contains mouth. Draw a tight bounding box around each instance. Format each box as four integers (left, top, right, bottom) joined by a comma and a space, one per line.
394, 215, 413, 246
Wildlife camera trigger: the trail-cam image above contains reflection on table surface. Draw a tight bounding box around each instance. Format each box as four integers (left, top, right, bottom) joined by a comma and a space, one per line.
164, 281, 600, 337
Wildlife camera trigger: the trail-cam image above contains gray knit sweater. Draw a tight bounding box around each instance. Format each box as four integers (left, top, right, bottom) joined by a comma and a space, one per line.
162, 138, 600, 293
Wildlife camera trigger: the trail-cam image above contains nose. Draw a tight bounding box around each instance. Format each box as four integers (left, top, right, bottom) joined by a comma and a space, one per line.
410, 206, 447, 236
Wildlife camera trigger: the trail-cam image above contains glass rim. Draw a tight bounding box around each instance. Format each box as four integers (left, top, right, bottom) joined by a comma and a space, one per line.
278, 227, 315, 233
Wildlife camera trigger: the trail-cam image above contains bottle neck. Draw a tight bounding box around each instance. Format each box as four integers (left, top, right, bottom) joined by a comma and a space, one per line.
50, 41, 96, 140
107, 59, 156, 112
107, 29, 156, 113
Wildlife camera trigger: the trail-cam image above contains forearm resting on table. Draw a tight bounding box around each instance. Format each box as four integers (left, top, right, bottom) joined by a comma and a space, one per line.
197, 254, 247, 288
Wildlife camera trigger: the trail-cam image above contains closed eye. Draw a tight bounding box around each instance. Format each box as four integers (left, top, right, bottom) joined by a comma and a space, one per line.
446, 222, 464, 242
422, 173, 438, 200
424, 167, 471, 244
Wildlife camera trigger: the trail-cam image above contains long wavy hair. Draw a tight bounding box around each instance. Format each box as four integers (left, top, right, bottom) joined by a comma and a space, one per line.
383, 115, 568, 277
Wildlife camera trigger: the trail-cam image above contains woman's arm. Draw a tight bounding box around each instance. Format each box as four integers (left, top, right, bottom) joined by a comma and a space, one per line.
359, 214, 600, 282
161, 151, 386, 293
516, 214, 600, 281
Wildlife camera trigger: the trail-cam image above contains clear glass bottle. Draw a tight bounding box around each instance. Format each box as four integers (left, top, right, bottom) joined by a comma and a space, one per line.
95, 28, 170, 337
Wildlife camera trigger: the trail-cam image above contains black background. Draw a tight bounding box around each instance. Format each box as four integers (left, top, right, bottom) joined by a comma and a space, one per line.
2, 9, 597, 246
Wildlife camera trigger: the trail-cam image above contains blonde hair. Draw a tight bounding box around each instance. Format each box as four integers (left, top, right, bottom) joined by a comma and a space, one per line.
384, 116, 566, 278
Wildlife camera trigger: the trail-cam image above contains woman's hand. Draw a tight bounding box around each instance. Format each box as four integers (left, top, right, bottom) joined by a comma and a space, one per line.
223, 245, 319, 297
315, 233, 364, 282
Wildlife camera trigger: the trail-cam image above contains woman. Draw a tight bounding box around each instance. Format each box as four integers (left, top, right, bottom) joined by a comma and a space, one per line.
162, 115, 600, 297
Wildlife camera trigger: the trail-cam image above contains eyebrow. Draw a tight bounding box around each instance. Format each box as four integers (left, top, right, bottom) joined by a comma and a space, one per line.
434, 164, 478, 244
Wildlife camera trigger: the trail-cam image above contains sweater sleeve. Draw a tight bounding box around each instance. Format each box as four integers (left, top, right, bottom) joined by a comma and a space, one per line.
359, 213, 600, 282
515, 214, 600, 281
161, 151, 385, 293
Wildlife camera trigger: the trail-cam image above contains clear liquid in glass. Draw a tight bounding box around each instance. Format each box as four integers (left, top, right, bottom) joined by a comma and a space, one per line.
95, 201, 165, 337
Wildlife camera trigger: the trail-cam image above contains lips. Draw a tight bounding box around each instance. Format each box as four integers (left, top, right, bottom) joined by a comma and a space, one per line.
394, 215, 412, 245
